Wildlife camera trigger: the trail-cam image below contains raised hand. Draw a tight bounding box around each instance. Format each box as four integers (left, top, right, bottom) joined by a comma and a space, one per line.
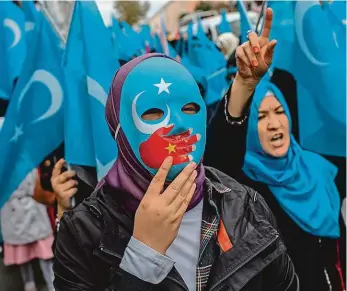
133, 156, 197, 254
51, 158, 78, 209
235, 8, 277, 86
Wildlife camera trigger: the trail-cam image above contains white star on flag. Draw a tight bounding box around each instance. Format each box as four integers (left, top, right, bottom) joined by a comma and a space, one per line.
154, 78, 172, 95
10, 124, 24, 142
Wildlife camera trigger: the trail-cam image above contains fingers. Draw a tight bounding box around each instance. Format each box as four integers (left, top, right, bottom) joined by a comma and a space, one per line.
60, 179, 78, 192
247, 32, 260, 54
57, 170, 76, 184
174, 134, 201, 147
261, 8, 273, 40
172, 154, 193, 165
242, 43, 258, 67
235, 46, 250, 67
172, 170, 197, 211
163, 162, 197, 203
175, 183, 196, 220
64, 187, 78, 198
264, 40, 277, 66
175, 144, 196, 155
166, 128, 192, 141
155, 124, 174, 136
147, 156, 173, 196
52, 158, 65, 178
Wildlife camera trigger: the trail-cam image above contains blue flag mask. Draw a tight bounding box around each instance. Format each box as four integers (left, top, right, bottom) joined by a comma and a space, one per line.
119, 56, 207, 180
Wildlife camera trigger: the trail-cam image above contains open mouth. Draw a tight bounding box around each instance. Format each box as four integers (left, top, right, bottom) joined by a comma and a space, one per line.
271, 133, 284, 142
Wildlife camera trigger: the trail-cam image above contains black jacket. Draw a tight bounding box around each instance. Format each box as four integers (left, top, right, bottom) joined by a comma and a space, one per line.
53, 167, 298, 291
204, 95, 346, 291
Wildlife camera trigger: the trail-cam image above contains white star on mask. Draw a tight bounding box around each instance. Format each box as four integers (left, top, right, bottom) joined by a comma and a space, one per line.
154, 78, 172, 95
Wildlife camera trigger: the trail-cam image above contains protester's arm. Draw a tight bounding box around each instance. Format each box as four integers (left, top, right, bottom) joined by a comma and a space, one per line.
53, 214, 165, 291
204, 82, 253, 179
119, 236, 175, 284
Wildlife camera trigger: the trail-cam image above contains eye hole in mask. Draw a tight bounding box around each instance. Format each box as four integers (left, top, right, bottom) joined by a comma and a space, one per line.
141, 108, 164, 121
182, 102, 200, 115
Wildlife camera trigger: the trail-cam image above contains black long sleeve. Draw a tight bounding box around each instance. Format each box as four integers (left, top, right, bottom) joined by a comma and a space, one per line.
204, 95, 250, 181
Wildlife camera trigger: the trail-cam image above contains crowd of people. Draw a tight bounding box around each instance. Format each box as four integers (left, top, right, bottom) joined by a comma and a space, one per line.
0, 3, 345, 291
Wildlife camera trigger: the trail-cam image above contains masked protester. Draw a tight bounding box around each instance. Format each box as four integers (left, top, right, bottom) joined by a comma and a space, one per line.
205, 7, 345, 291
53, 53, 297, 291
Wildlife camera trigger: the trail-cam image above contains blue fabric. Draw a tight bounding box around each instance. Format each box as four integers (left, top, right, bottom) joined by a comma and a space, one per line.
188, 19, 228, 106
0, 2, 27, 100
237, 0, 253, 43
122, 21, 145, 56
140, 24, 154, 50
269, 1, 346, 157
111, 17, 135, 61
119, 57, 206, 180
0, 15, 64, 209
218, 9, 232, 34
21, 0, 40, 42
63, 1, 119, 180
243, 80, 340, 238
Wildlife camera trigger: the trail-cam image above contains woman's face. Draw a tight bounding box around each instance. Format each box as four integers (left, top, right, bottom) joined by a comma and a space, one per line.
257, 95, 290, 157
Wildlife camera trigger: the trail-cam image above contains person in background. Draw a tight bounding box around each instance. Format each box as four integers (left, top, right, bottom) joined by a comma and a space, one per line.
50, 157, 97, 225
216, 32, 240, 81
205, 7, 345, 291
53, 51, 297, 291
0, 170, 55, 291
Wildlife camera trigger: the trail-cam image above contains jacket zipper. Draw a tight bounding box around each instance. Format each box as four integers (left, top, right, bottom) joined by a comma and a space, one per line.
99, 245, 122, 260
209, 234, 279, 291
319, 238, 332, 291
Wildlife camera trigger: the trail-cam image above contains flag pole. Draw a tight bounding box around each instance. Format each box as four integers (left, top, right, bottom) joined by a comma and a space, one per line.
255, 0, 267, 34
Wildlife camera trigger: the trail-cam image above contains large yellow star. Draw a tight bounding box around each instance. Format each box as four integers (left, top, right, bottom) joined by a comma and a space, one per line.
165, 143, 176, 154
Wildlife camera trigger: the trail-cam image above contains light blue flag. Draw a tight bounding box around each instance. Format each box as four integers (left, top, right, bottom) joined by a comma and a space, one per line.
21, 0, 40, 39
237, 0, 253, 43
0, 15, 64, 208
270, 1, 346, 157
159, 16, 180, 59
140, 24, 154, 51
154, 33, 164, 53
293, 1, 346, 157
64, 1, 119, 179
111, 17, 137, 61
267, 1, 296, 73
218, 9, 232, 34
121, 21, 145, 55
189, 19, 228, 106
0, 2, 27, 100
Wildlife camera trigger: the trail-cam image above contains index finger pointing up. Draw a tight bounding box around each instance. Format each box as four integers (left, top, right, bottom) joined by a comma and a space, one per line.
147, 156, 173, 196
261, 8, 273, 40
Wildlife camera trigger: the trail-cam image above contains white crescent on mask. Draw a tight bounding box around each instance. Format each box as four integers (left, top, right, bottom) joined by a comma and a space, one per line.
4, 18, 21, 48
87, 76, 107, 107
17, 69, 63, 124
25, 21, 35, 32
132, 90, 171, 135
295, 1, 329, 66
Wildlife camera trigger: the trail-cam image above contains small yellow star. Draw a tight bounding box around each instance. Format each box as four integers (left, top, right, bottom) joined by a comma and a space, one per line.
165, 143, 176, 154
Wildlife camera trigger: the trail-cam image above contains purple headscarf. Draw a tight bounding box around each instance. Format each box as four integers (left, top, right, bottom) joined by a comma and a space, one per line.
103, 53, 205, 213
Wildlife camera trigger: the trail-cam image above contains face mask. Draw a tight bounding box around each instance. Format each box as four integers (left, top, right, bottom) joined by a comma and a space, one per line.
119, 57, 206, 180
